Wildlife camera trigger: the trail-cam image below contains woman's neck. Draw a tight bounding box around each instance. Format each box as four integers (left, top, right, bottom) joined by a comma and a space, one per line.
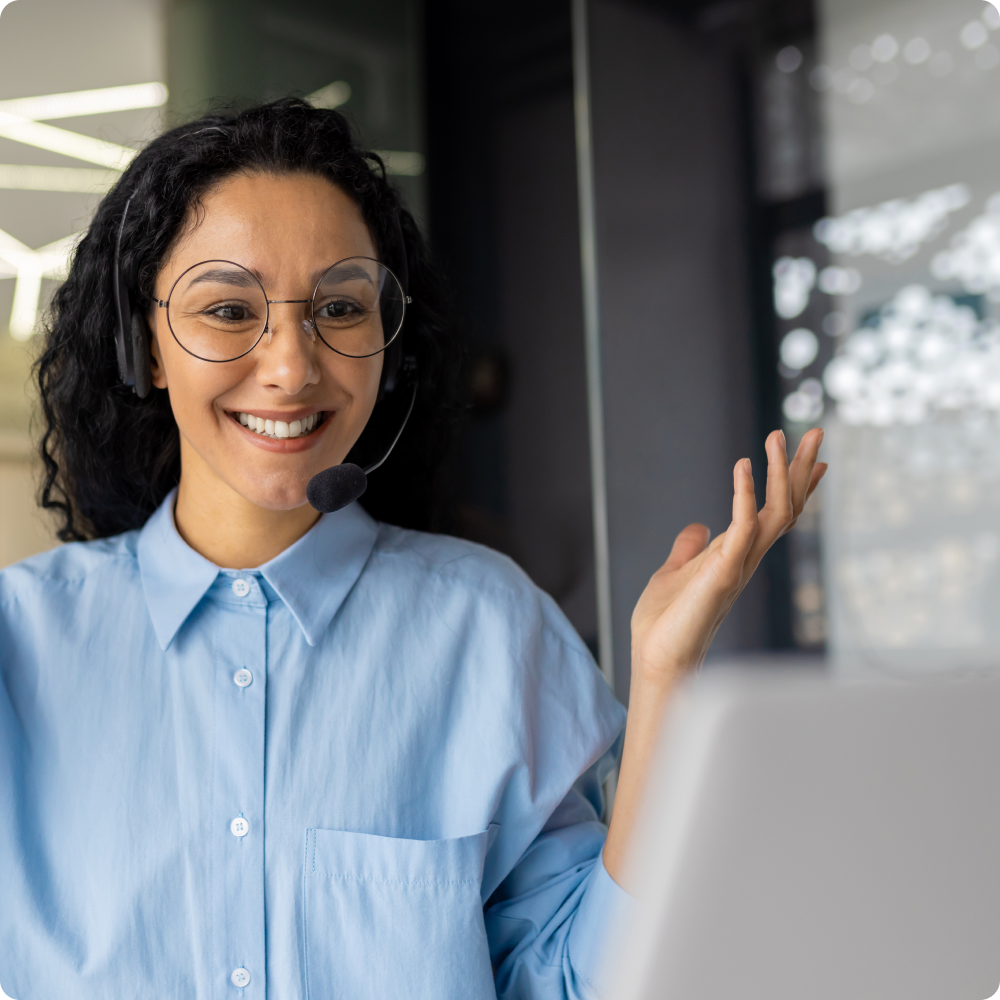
173, 444, 321, 569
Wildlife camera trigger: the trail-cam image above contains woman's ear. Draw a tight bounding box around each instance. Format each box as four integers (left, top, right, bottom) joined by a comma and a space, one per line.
148, 310, 168, 389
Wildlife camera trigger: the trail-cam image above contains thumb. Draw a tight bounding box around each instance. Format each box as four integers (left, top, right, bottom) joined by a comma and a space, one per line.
662, 523, 711, 572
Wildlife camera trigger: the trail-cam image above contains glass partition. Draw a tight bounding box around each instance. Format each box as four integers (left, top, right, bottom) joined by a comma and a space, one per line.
812, 0, 1000, 669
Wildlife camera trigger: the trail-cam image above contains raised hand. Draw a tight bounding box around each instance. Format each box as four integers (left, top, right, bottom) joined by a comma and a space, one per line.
603, 428, 827, 889
631, 427, 827, 685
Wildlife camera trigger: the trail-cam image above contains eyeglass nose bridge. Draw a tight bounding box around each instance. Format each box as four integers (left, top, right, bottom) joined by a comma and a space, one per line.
263, 297, 317, 343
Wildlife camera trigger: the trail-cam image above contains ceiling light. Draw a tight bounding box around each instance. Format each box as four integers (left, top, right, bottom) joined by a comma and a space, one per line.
773, 257, 816, 319
961, 21, 989, 50
0, 82, 167, 121
369, 151, 425, 177
775, 46, 802, 73
813, 184, 969, 264
780, 328, 820, 370
904, 37, 931, 64
871, 34, 899, 62
0, 163, 118, 192
0, 112, 135, 168
0, 227, 80, 340
306, 81, 351, 110
818, 266, 862, 296
823, 285, 993, 427
932, 192, 1000, 295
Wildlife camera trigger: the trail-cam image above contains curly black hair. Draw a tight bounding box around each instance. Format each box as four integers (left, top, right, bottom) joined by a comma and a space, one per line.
34, 98, 463, 542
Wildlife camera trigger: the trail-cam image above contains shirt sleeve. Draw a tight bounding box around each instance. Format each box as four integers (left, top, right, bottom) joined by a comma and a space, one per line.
484, 741, 636, 1000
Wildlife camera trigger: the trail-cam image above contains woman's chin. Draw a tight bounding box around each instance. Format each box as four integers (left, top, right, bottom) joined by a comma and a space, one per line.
229, 471, 317, 512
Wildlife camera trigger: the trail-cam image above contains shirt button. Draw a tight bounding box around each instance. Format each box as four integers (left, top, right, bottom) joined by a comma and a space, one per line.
233, 668, 253, 688
231, 578, 251, 597
231, 967, 251, 988
231, 816, 250, 838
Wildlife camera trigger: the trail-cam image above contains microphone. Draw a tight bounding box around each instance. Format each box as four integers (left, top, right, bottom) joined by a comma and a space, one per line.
306, 377, 418, 514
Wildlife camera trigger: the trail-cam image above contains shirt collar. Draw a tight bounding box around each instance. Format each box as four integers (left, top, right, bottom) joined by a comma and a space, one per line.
137, 490, 380, 650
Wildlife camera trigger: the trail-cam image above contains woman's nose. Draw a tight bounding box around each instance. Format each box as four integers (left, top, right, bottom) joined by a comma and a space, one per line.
255, 303, 321, 392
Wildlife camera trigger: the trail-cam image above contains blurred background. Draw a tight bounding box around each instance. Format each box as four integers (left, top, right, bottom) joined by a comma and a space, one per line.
1, 0, 998, 702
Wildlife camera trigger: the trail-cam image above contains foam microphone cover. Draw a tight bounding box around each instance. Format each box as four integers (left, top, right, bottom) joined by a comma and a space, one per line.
306, 463, 368, 513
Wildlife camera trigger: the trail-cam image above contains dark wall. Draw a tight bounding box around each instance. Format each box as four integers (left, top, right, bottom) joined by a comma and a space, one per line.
424, 0, 808, 685
588, 0, 769, 700
426, 1, 598, 645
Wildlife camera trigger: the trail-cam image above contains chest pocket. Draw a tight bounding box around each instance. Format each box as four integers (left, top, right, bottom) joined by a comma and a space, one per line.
303, 828, 496, 1000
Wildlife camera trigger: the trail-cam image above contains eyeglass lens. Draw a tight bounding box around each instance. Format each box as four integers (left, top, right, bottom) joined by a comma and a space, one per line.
166, 257, 405, 363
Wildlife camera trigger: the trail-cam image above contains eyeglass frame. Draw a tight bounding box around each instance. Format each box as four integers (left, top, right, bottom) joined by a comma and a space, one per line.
153, 255, 413, 364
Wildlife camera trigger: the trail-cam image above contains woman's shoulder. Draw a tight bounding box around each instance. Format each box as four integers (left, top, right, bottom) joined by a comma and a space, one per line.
0, 530, 140, 600
373, 524, 539, 597
369, 524, 588, 651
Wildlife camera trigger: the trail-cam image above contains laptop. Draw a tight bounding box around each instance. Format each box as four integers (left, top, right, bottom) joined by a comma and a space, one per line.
606, 666, 1000, 1000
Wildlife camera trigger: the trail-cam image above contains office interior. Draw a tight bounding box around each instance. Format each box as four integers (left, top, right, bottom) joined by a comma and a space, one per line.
0, 0, 996, 702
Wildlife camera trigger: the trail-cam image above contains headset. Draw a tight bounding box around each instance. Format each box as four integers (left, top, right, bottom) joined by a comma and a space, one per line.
113, 193, 419, 512
113, 193, 152, 398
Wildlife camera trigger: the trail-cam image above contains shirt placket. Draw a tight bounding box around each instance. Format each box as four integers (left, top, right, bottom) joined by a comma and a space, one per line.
211, 573, 268, 998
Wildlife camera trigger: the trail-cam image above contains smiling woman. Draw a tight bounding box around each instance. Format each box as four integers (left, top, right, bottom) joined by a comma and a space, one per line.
145, 172, 392, 566
35, 100, 461, 550
0, 97, 824, 1000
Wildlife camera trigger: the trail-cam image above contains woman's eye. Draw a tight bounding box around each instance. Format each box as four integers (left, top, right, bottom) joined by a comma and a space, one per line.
318, 298, 363, 320
208, 303, 252, 322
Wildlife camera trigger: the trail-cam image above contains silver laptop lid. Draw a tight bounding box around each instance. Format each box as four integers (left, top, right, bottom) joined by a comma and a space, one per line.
609, 668, 1000, 1000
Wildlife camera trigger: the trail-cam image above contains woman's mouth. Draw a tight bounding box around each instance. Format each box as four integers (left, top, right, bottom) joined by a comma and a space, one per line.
232, 411, 326, 440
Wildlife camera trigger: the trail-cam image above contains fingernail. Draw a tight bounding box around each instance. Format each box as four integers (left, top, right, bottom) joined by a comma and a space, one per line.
817, 428, 825, 444
743, 458, 752, 475
778, 429, 786, 450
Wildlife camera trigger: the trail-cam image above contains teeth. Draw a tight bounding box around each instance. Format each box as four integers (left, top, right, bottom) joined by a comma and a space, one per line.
236, 412, 319, 439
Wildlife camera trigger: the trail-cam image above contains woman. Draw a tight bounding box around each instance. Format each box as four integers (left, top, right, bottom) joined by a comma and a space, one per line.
0, 99, 825, 999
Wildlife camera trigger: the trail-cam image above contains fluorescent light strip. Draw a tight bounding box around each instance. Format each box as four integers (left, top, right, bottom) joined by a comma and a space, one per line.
0, 227, 81, 340
306, 81, 351, 110
0, 163, 119, 192
0, 112, 136, 168
370, 150, 425, 177
0, 82, 168, 121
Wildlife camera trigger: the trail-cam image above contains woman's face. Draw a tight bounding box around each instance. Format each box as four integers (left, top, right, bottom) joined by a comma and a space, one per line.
149, 171, 383, 511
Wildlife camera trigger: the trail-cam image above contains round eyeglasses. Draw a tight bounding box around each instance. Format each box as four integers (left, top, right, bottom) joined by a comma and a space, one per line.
155, 257, 408, 363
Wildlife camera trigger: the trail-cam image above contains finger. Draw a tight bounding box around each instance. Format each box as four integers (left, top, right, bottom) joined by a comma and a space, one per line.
754, 429, 793, 543
803, 462, 828, 504
788, 427, 824, 513
662, 523, 711, 572
720, 458, 758, 568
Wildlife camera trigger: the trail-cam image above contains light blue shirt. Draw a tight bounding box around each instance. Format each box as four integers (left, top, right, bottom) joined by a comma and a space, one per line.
0, 492, 629, 999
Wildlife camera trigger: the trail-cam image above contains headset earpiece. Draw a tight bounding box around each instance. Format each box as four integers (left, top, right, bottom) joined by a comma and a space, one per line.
130, 310, 152, 399
113, 193, 151, 397
379, 337, 403, 400
113, 239, 133, 386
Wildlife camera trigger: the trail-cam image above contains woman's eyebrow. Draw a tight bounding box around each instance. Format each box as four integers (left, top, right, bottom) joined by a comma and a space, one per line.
188, 267, 262, 288
317, 264, 376, 283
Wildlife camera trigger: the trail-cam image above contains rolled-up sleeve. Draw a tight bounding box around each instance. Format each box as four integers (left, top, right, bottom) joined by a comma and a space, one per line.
485, 754, 636, 999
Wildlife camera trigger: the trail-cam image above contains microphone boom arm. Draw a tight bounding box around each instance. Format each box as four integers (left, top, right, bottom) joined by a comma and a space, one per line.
363, 376, 418, 475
